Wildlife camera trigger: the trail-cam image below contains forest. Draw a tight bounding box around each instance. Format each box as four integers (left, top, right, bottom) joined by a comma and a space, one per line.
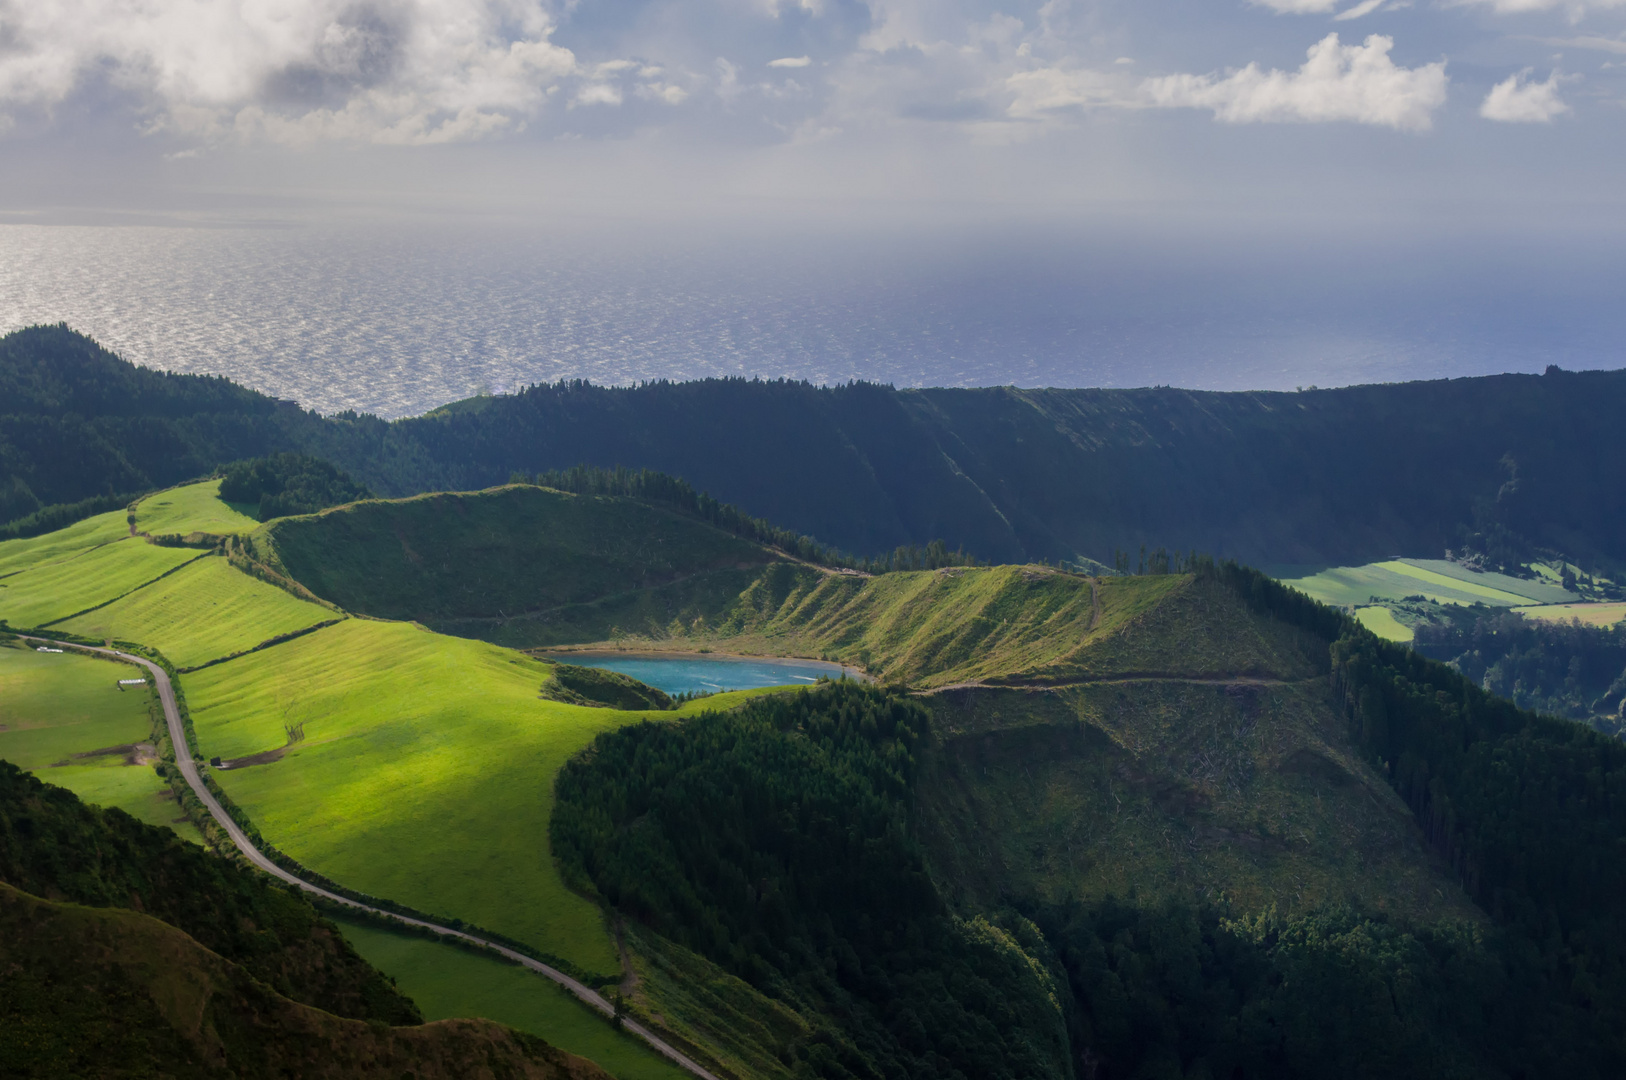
5, 324, 1625, 575
1413, 608, 1626, 734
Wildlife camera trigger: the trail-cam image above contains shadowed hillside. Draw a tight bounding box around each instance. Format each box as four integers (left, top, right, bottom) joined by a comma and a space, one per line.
6, 325, 1625, 572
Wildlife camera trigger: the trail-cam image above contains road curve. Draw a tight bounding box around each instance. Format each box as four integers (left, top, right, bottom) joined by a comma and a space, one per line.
25, 637, 721, 1080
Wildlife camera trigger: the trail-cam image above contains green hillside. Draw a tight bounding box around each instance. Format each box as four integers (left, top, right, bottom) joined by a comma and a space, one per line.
0, 537, 205, 628
57, 553, 337, 670
253, 484, 780, 630
0, 883, 607, 1080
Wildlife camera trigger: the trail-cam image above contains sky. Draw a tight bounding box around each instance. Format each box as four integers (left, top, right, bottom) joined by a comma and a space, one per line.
0, 0, 1620, 229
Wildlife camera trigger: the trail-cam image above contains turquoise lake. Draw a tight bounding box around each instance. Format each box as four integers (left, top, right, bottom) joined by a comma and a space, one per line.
553, 653, 862, 697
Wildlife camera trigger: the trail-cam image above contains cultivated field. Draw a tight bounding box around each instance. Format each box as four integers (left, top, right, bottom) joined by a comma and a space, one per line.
134, 479, 261, 536
333, 916, 688, 1080
0, 643, 200, 842
1279, 559, 1563, 609
0, 539, 205, 628
58, 555, 337, 669
188, 617, 771, 976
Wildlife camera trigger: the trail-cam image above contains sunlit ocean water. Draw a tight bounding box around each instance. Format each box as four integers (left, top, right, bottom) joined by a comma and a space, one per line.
1, 220, 1620, 419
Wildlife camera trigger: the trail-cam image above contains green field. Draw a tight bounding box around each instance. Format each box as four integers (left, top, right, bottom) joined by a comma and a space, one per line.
0, 643, 200, 843
1280, 560, 1538, 609
187, 617, 772, 975
1355, 605, 1414, 642
58, 555, 337, 670
134, 479, 261, 536
0, 511, 130, 579
0, 539, 205, 629
1515, 602, 1626, 627
1395, 559, 1576, 604
332, 917, 688, 1080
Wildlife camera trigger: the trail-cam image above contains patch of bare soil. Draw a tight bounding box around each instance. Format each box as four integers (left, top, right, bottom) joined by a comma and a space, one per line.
58, 742, 158, 766
219, 747, 286, 770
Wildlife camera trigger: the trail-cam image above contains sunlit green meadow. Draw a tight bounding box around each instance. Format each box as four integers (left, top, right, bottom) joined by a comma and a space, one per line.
332, 915, 688, 1080
134, 479, 261, 536
1354, 605, 1413, 642
59, 555, 337, 669
0, 510, 130, 579
0, 539, 205, 628
0, 643, 200, 843
187, 617, 774, 975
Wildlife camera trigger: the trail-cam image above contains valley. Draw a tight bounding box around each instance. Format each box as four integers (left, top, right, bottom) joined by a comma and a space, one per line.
3, 414, 1626, 1075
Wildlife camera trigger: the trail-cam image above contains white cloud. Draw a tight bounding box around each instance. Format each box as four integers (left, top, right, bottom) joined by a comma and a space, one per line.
1538, 35, 1626, 55
1455, 0, 1625, 13
0, 0, 582, 144
1251, 0, 1341, 14
1144, 33, 1448, 131
1480, 68, 1572, 120
1335, 0, 1390, 20
769, 56, 813, 68
1006, 67, 1128, 117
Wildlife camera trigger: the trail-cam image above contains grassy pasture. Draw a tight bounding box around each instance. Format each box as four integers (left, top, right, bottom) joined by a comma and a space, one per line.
1279, 561, 1530, 609
332, 916, 688, 1080
187, 617, 774, 975
134, 479, 261, 536
0, 510, 130, 579
0, 643, 200, 843
1396, 558, 1575, 604
1355, 606, 1413, 642
1514, 602, 1626, 627
0, 539, 205, 629
58, 555, 336, 670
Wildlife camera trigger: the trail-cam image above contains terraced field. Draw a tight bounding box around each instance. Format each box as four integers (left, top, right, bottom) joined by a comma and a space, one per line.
134, 479, 261, 536
0, 538, 205, 628
0, 643, 200, 843
187, 617, 773, 977
0, 510, 130, 579
58, 555, 337, 669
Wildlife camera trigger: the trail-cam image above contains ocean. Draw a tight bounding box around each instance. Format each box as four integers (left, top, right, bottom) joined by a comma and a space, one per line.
2, 219, 1619, 419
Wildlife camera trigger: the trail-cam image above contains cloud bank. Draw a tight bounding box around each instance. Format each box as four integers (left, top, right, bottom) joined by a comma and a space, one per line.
1144, 34, 1448, 131
0, 0, 605, 144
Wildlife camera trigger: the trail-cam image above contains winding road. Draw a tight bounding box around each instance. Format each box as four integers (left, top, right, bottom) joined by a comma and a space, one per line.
25, 637, 721, 1080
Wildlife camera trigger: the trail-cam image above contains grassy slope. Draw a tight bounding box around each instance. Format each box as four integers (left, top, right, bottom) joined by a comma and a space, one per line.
0, 509, 129, 578
0, 882, 608, 1080
627, 566, 1319, 689
58, 553, 337, 669
0, 643, 199, 843
134, 478, 262, 536
908, 577, 1475, 926
189, 617, 774, 976
332, 915, 689, 1080
257, 485, 778, 626
0, 536, 205, 628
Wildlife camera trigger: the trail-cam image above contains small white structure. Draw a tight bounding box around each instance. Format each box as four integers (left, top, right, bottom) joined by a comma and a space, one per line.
35, 646, 63, 653
118, 678, 148, 686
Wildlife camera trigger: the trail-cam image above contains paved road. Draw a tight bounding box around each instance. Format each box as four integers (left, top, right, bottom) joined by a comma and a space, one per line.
26, 636, 720, 1080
